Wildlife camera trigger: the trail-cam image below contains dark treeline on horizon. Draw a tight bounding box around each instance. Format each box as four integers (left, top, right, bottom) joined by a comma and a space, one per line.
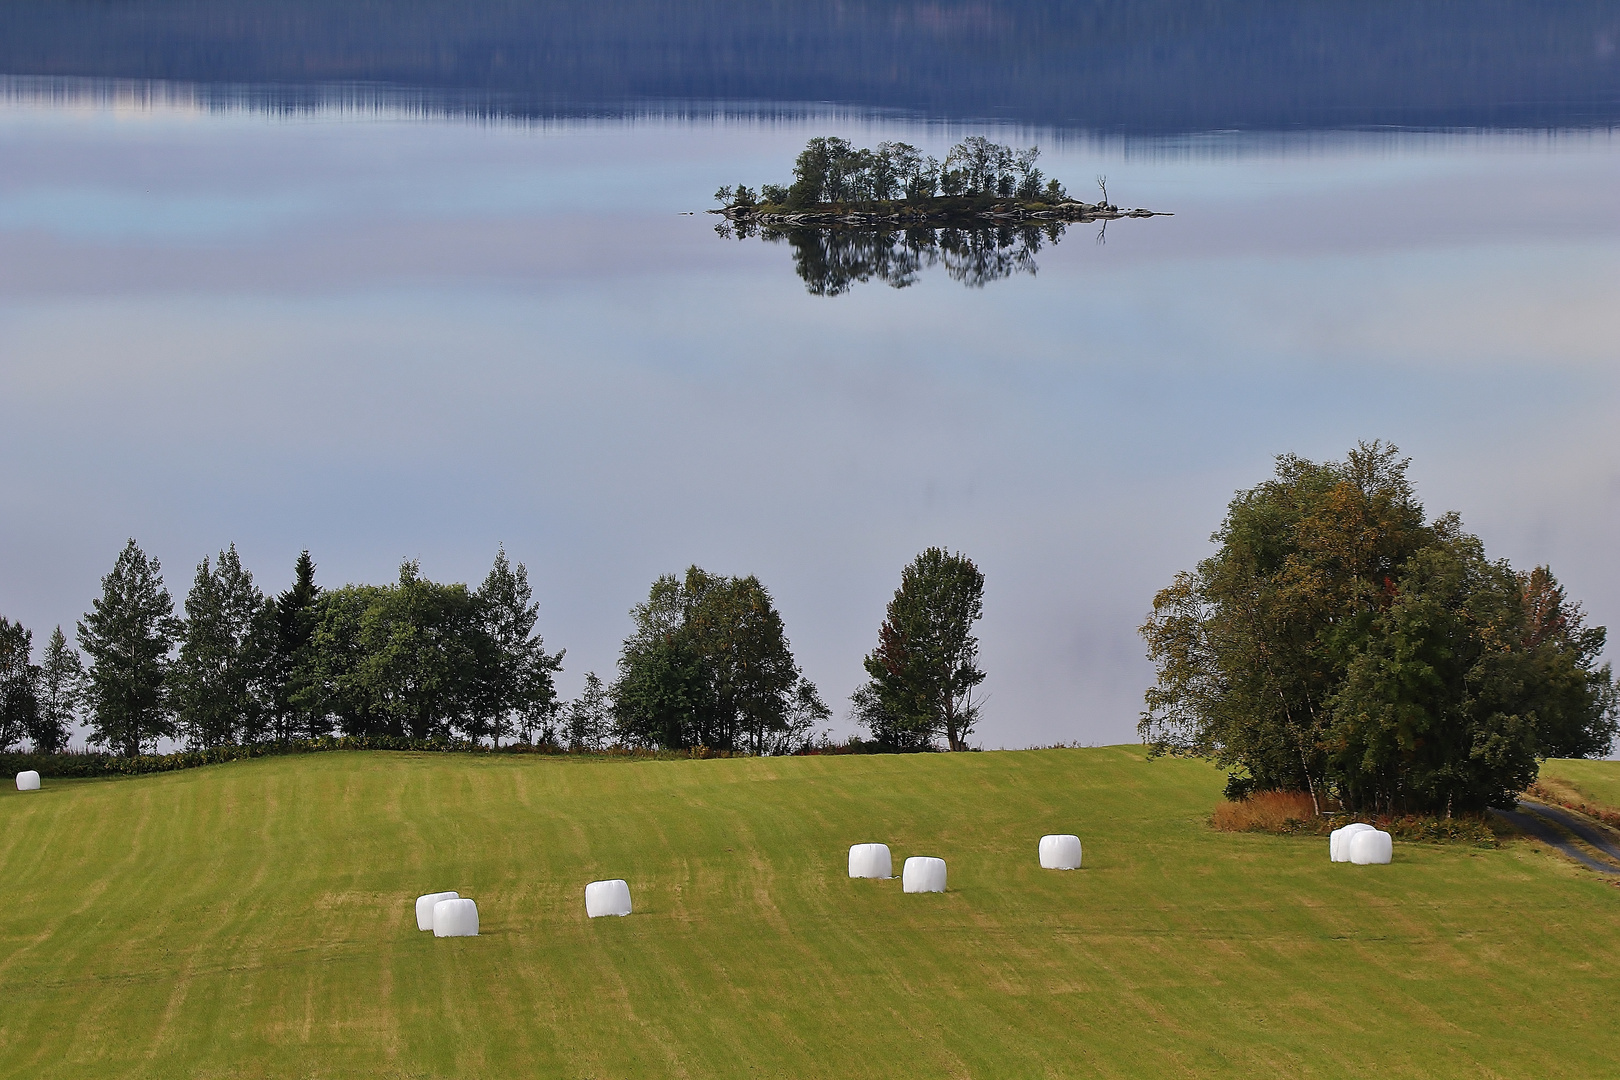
2, 0, 1618, 133
0, 542, 989, 759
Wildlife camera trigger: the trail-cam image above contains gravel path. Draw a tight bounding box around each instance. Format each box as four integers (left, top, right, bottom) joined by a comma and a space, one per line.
1519, 800, 1620, 862
1494, 802, 1620, 874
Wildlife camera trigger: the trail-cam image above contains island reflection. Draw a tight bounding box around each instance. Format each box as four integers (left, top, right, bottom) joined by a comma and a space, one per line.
716, 220, 1071, 296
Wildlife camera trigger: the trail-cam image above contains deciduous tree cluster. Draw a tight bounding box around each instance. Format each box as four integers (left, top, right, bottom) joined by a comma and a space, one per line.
1140, 442, 1618, 814
716, 135, 1068, 210
610, 566, 828, 754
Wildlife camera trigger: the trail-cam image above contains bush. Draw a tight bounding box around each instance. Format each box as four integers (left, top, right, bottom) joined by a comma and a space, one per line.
791, 734, 921, 756
1210, 791, 1318, 833
0, 736, 763, 780
0, 737, 497, 779
1209, 791, 1499, 846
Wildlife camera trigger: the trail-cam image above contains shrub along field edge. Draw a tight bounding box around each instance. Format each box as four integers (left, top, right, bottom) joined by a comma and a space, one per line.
0, 737, 762, 779
1209, 789, 1503, 845
0, 733, 924, 780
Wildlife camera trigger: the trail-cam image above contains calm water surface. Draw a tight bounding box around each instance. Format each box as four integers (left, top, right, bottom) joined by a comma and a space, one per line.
1, 79, 1617, 746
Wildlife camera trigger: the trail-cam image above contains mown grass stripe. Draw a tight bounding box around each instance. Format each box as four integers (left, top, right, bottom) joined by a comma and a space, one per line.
2, 750, 1619, 1078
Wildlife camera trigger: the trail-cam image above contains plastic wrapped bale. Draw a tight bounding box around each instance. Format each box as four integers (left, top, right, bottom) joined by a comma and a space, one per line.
1039, 834, 1083, 870
415, 891, 459, 931
1330, 823, 1375, 863
848, 843, 893, 879
1349, 829, 1393, 865
585, 879, 633, 918
432, 897, 479, 937
15, 771, 40, 792
902, 856, 947, 893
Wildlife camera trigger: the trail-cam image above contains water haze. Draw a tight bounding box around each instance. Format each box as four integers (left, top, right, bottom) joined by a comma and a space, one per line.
1, 2, 1618, 749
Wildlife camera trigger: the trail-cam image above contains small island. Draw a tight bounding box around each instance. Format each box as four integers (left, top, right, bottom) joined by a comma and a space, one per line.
710, 135, 1169, 226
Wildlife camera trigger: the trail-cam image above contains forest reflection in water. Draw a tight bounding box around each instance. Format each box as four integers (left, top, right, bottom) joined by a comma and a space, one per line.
715, 218, 1076, 296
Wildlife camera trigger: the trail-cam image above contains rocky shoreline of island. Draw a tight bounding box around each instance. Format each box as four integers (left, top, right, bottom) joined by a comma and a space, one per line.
710, 199, 1168, 228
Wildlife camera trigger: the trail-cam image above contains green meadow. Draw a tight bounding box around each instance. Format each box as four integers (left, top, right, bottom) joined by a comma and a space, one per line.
1540, 758, 1620, 812
2, 748, 1618, 1079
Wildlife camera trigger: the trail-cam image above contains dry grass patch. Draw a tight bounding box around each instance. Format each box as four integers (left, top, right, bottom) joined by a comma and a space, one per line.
1211, 791, 1499, 845
1210, 791, 1318, 833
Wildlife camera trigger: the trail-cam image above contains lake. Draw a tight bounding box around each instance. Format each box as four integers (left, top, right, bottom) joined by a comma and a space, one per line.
1, 2, 1617, 747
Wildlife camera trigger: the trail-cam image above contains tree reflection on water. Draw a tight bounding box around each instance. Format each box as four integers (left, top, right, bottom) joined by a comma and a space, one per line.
715, 220, 1069, 296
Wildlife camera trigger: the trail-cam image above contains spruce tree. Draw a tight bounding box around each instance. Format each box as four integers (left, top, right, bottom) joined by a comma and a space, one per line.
0, 616, 39, 752
30, 626, 83, 754
78, 539, 182, 757
474, 547, 562, 747
273, 551, 323, 739
173, 544, 270, 748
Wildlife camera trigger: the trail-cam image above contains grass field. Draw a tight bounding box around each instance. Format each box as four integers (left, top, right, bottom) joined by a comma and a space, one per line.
1541, 758, 1620, 815
3, 748, 1620, 1079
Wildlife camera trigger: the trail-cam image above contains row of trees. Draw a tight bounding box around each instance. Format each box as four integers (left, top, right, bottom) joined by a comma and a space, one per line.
1140, 442, 1618, 814
0, 619, 81, 755
1, 544, 989, 758
717, 136, 1071, 210
605, 550, 985, 753
0, 542, 563, 757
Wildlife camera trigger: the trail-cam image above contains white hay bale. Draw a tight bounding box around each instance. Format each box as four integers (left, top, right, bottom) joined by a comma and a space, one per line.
847, 843, 893, 879
902, 856, 947, 893
585, 879, 633, 918
1349, 829, 1393, 865
415, 891, 459, 931
15, 771, 41, 792
432, 897, 479, 937
1039, 834, 1082, 870
1330, 823, 1375, 863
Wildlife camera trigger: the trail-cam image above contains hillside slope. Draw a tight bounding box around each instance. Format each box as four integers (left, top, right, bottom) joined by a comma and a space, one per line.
2, 748, 1618, 1078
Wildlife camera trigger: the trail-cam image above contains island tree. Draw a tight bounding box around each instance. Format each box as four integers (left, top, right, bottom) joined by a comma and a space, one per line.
730, 136, 1067, 211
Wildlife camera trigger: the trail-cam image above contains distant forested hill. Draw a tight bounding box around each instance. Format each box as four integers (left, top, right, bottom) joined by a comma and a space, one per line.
2, 0, 1618, 131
